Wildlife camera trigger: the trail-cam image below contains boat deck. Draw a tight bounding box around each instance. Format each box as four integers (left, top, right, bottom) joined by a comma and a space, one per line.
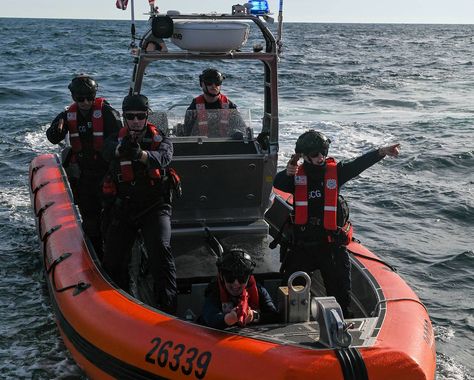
228, 317, 378, 348
129, 230, 381, 350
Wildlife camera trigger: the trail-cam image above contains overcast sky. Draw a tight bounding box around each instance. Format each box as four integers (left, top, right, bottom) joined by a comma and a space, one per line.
2, 0, 474, 24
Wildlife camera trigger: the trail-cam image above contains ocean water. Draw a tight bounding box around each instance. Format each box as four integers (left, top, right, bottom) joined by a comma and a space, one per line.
0, 17, 472, 379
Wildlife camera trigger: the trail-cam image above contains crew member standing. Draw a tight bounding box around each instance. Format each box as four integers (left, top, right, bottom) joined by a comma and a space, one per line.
46, 74, 122, 259
273, 130, 400, 317
102, 94, 177, 314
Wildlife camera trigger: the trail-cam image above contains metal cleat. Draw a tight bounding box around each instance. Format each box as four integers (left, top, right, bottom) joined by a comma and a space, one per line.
311, 296, 353, 348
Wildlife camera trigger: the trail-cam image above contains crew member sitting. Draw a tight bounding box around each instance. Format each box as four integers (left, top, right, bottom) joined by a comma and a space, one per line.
182, 68, 245, 138
201, 248, 278, 329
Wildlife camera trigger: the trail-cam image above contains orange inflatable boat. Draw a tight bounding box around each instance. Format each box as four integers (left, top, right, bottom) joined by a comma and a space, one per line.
29, 7, 435, 379
29, 153, 436, 380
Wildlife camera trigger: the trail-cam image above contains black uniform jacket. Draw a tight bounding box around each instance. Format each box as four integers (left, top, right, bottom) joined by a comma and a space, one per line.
46, 100, 122, 174
273, 149, 383, 237
103, 126, 174, 206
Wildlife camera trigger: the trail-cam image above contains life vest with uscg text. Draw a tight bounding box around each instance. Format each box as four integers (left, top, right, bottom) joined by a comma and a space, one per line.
294, 158, 353, 244
195, 94, 230, 137
294, 157, 338, 230
218, 275, 259, 327
66, 98, 105, 153
117, 123, 163, 182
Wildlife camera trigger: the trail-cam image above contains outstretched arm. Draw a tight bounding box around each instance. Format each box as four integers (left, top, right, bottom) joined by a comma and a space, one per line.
338, 143, 401, 186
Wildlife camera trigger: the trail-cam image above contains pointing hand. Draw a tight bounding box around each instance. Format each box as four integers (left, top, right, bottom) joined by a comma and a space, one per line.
379, 144, 401, 157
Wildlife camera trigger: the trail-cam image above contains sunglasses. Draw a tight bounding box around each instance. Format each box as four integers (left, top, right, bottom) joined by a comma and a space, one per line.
204, 80, 222, 86
75, 95, 95, 102
222, 272, 249, 284
124, 112, 147, 121
308, 150, 328, 158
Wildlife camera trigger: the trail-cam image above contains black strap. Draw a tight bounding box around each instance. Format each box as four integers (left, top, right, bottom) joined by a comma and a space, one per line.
269, 215, 291, 249
335, 347, 369, 380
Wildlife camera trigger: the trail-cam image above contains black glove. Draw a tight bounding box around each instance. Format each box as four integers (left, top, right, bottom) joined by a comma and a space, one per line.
129, 141, 143, 161
118, 135, 133, 158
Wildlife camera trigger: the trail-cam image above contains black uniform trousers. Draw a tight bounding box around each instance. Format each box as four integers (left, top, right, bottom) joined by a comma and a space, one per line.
73, 173, 104, 260
102, 203, 177, 313
282, 242, 351, 316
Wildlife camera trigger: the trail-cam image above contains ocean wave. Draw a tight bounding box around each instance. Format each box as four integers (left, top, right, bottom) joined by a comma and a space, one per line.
0, 87, 30, 99
372, 98, 421, 109
24, 124, 60, 155
0, 185, 35, 227
429, 250, 474, 270
436, 353, 473, 380
404, 151, 474, 172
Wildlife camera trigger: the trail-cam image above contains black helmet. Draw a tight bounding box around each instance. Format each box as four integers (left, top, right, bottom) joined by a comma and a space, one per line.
68, 74, 98, 96
295, 130, 331, 156
217, 248, 256, 278
199, 68, 225, 86
122, 94, 149, 112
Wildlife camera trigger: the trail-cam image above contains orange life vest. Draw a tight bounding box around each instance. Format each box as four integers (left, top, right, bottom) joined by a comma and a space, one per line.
66, 98, 105, 153
294, 158, 353, 244
323, 157, 338, 231
218, 275, 260, 327
195, 94, 230, 137
294, 157, 338, 230
117, 123, 162, 182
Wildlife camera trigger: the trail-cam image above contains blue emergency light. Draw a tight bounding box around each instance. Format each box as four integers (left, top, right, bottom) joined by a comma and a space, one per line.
248, 0, 270, 15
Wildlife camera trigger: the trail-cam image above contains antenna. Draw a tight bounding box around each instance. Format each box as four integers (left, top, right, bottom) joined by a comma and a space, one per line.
130, 0, 136, 49
277, 0, 284, 55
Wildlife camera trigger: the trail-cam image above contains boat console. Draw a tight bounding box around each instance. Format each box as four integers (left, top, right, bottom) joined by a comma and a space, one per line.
128, 9, 357, 332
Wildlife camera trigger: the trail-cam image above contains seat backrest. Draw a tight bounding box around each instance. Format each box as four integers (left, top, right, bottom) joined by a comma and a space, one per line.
148, 111, 169, 134
170, 138, 276, 231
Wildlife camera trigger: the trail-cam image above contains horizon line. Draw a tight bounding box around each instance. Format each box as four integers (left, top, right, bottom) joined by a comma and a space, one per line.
1, 16, 474, 25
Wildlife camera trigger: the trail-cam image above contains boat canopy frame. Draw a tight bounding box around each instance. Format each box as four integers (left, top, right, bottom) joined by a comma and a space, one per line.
129, 13, 280, 150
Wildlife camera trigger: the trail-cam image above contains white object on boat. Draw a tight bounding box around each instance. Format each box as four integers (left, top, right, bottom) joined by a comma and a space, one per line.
171, 21, 250, 53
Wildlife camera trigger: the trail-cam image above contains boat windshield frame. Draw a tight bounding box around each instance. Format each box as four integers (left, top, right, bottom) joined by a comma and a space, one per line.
129, 13, 280, 151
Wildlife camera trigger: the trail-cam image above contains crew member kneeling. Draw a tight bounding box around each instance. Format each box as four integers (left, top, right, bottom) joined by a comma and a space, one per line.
201, 249, 278, 329
102, 94, 177, 313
